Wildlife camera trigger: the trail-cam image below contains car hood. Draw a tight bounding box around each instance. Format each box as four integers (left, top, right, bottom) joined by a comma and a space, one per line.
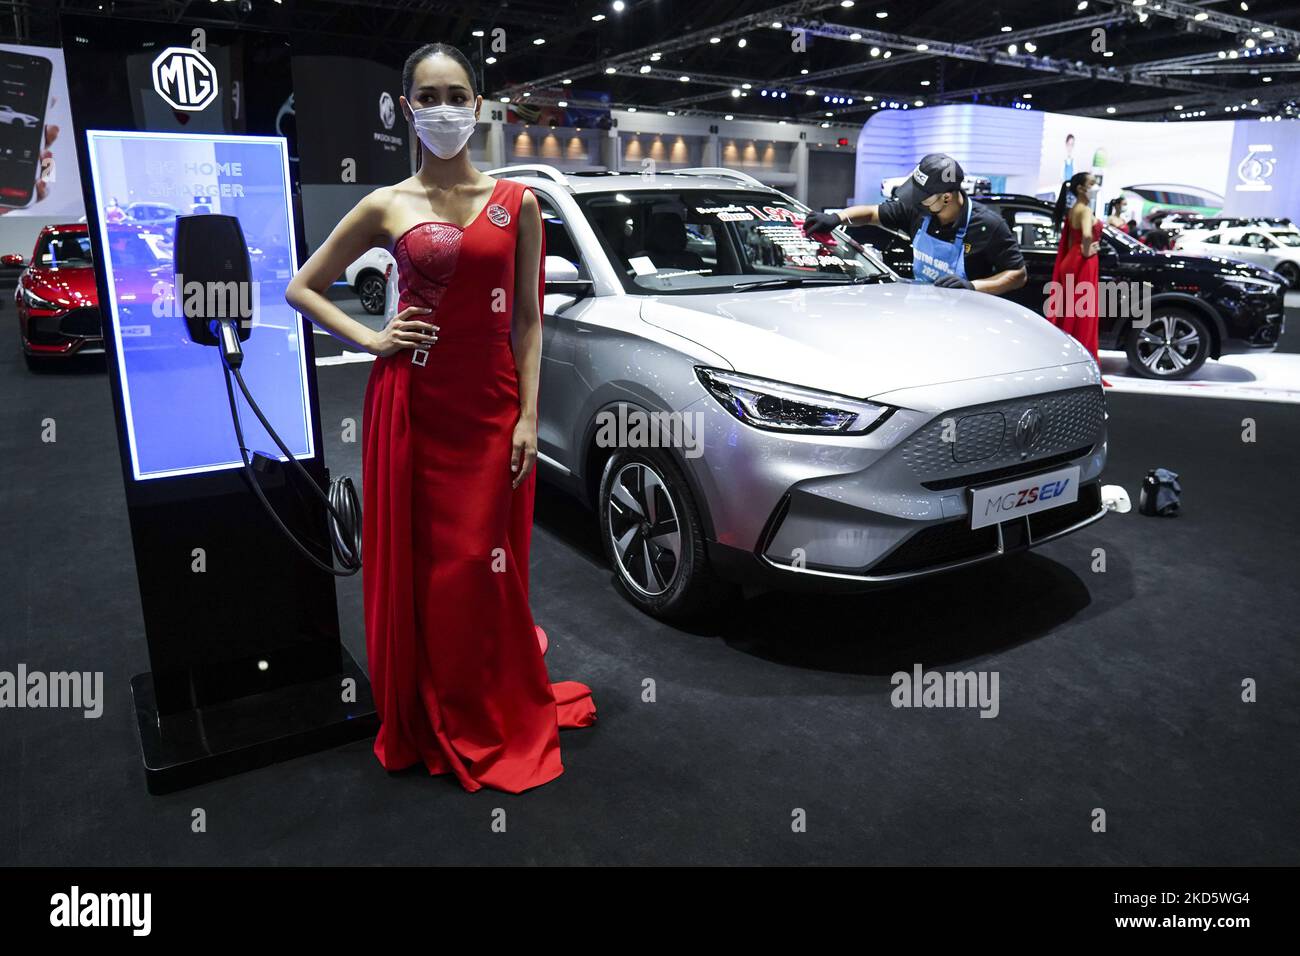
1150, 249, 1284, 282
639, 281, 1091, 399
24, 266, 97, 307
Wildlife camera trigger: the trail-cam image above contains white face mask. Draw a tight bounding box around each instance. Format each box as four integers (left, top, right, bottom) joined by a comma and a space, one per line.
1087, 184, 1099, 200
410, 104, 478, 160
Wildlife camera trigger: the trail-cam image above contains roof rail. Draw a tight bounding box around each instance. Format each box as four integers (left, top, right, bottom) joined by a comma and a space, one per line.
485, 164, 571, 186
673, 167, 766, 188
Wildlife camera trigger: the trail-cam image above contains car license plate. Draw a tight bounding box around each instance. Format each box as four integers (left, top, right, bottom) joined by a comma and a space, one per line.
969, 466, 1080, 530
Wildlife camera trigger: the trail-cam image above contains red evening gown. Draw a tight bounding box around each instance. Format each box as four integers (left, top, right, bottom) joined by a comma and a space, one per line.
1046, 217, 1102, 362
360, 177, 596, 794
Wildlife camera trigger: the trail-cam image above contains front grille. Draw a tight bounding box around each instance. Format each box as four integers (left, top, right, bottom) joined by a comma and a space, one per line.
923, 446, 1094, 491
60, 307, 103, 337
867, 482, 1103, 577
898, 386, 1105, 485
868, 521, 998, 576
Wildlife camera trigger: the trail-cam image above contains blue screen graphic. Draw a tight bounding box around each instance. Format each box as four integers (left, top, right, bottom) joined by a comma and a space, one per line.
85, 131, 313, 481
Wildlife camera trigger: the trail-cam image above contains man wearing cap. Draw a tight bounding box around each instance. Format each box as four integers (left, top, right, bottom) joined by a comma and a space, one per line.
803, 153, 1027, 296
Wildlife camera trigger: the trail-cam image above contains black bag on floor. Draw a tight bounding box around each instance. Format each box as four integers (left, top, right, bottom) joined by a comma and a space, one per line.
1139, 468, 1181, 517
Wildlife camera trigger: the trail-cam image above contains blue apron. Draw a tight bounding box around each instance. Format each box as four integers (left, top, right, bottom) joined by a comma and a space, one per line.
912, 199, 972, 284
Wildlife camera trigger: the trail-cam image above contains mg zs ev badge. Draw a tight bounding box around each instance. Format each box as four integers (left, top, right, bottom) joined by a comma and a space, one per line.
151, 46, 219, 112
1014, 407, 1044, 454
486, 203, 511, 227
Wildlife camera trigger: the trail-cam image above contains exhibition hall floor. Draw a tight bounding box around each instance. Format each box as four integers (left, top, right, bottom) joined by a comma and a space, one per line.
3, 298, 1298, 866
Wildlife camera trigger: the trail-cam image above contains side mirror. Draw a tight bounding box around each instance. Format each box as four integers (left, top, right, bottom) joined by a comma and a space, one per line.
543, 254, 592, 297
1, 253, 25, 267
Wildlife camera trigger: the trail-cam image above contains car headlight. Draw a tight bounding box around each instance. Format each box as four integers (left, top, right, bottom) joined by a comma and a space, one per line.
20, 285, 59, 310
1223, 275, 1282, 295
696, 367, 891, 434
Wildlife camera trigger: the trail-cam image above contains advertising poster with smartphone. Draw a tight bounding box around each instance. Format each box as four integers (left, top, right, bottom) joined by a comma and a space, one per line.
0, 42, 82, 217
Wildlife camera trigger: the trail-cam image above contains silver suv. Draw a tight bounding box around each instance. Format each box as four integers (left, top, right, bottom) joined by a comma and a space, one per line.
492, 165, 1108, 620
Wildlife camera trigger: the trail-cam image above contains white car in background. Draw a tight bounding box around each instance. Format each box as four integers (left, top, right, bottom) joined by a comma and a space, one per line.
344, 247, 395, 315
1178, 227, 1300, 288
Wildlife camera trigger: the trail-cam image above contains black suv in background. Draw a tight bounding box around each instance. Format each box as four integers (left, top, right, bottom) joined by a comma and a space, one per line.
852, 194, 1286, 379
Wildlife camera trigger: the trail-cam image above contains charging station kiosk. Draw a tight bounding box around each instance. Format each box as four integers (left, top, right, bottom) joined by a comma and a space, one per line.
61, 14, 377, 793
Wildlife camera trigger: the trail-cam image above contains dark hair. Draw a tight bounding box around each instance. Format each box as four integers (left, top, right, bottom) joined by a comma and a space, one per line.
402, 42, 477, 100
1053, 171, 1092, 230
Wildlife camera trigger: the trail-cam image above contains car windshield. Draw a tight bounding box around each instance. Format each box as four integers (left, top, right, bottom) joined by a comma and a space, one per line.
1104, 224, 1149, 252
575, 187, 892, 294
36, 233, 94, 268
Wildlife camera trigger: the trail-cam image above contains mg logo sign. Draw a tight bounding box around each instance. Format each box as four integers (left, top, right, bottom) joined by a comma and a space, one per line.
151, 46, 219, 112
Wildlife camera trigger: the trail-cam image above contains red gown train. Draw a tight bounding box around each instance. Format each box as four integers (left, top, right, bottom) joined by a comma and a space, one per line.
361, 177, 596, 794
1046, 218, 1103, 362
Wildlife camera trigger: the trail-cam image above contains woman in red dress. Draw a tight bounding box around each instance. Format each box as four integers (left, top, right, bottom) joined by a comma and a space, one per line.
285, 43, 596, 794
1047, 171, 1102, 365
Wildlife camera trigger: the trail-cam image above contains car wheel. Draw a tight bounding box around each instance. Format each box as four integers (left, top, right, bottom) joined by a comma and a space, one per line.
598, 447, 734, 622
1275, 261, 1300, 289
356, 273, 386, 315
1125, 307, 1210, 380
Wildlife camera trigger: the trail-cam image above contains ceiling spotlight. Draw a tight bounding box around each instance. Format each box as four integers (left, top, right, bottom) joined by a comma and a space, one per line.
850, 32, 863, 40
876, 10, 888, 17
612, 0, 625, 12
605, 67, 616, 74
639, 64, 651, 73
883, 51, 892, 58
1106, 106, 1116, 113
558, 100, 568, 107
1023, 92, 1032, 99
732, 88, 741, 97
591, 14, 605, 21
709, 36, 720, 44
533, 37, 545, 45
667, 110, 676, 116
485, 56, 497, 65
724, 114, 734, 120
916, 43, 929, 51
870, 46, 881, 57
1025, 42, 1037, 52
472, 30, 484, 38
738, 38, 748, 48
1001, 26, 1012, 33
921, 80, 931, 86
1077, 1, 1088, 8
1008, 44, 1018, 54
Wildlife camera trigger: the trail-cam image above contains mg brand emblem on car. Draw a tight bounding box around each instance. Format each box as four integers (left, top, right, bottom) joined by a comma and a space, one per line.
1014, 408, 1044, 452
151, 47, 219, 112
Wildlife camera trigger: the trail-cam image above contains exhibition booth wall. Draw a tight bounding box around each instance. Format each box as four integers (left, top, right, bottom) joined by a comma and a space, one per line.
855, 102, 1300, 223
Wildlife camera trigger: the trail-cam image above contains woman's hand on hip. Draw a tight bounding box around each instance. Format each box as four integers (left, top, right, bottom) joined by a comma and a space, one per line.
511, 416, 538, 489
366, 306, 437, 357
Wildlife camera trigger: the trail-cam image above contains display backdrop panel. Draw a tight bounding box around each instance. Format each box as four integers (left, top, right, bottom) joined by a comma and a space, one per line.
85, 130, 312, 481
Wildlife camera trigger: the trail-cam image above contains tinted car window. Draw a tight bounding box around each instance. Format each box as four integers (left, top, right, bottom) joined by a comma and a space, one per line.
575, 188, 889, 294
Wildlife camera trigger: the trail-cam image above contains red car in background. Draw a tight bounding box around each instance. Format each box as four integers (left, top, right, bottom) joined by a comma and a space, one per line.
12, 223, 103, 369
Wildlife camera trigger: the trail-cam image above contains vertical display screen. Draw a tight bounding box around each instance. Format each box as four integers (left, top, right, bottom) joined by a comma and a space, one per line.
0, 50, 51, 207
85, 130, 313, 481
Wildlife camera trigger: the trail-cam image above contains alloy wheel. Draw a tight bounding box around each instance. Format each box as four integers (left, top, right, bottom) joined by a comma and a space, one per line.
1134, 314, 1203, 376
358, 275, 386, 315
606, 461, 682, 597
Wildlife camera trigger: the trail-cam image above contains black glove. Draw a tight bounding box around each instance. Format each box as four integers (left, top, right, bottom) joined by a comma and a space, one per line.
802, 211, 842, 236
934, 274, 974, 290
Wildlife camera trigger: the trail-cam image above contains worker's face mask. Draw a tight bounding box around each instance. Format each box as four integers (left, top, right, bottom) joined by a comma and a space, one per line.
410, 104, 478, 160
922, 193, 948, 213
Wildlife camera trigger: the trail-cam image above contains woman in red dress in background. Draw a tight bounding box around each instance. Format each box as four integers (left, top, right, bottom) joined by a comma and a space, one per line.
286, 43, 596, 794
1047, 171, 1103, 371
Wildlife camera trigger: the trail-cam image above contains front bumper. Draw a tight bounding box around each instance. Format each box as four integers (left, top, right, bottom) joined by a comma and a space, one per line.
690, 366, 1108, 590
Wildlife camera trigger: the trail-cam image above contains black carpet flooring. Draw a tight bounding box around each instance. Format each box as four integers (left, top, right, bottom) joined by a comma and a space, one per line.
2, 297, 1297, 866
